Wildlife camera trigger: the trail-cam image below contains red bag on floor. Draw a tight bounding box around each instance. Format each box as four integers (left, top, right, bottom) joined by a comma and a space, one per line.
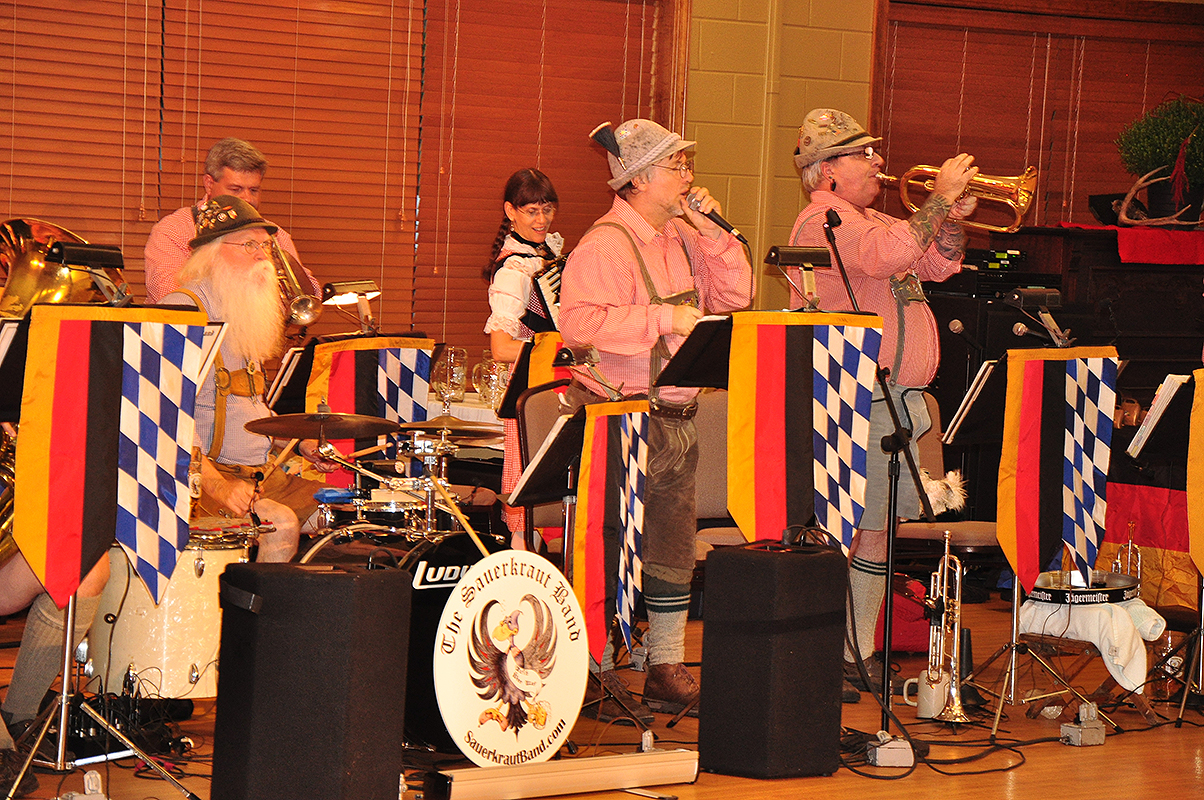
874, 574, 930, 653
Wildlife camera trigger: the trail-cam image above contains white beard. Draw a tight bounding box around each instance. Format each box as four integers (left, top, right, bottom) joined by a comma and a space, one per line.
207, 256, 285, 364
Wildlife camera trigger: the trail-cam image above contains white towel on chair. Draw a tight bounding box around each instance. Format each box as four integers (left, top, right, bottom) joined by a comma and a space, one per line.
1019, 600, 1159, 692
1116, 598, 1167, 641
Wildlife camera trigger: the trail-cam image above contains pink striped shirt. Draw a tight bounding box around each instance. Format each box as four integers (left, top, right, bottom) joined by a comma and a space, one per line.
143, 200, 316, 303
789, 190, 962, 387
560, 196, 753, 403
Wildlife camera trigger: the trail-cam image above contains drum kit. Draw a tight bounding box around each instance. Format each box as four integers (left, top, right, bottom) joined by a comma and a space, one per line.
91, 407, 507, 708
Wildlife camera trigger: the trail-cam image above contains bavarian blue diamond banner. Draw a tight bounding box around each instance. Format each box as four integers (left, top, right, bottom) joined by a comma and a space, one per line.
116, 320, 207, 603
616, 409, 649, 653
727, 311, 882, 551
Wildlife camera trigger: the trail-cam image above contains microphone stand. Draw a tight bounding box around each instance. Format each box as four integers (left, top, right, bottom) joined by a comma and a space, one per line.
823, 209, 936, 733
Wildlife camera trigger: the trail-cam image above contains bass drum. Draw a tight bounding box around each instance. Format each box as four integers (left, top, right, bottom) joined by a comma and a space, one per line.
91, 526, 250, 698
400, 532, 505, 752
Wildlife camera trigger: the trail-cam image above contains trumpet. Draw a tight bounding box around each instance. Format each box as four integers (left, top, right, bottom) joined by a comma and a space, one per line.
878, 165, 1038, 234
925, 530, 972, 723
269, 237, 322, 327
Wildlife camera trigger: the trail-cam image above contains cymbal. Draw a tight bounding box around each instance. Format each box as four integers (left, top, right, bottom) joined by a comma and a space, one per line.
245, 412, 400, 440
398, 415, 502, 440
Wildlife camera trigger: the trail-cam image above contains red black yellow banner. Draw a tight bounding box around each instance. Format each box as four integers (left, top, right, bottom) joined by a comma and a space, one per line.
726, 311, 880, 541
571, 399, 647, 663
15, 305, 206, 606
1188, 368, 1204, 577
996, 346, 1117, 593
305, 336, 434, 487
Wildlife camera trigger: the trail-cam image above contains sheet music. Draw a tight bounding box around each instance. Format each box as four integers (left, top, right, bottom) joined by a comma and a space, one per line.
1126, 374, 1191, 458
943, 359, 997, 444
268, 346, 304, 409
0, 319, 21, 369
510, 413, 572, 500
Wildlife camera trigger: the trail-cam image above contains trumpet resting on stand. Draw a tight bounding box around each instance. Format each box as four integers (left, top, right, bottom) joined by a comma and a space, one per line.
924, 530, 973, 723
878, 166, 1038, 233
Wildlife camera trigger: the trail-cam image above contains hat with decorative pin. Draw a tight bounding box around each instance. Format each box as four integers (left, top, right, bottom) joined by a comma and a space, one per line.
590, 119, 696, 190
793, 109, 881, 169
189, 195, 277, 249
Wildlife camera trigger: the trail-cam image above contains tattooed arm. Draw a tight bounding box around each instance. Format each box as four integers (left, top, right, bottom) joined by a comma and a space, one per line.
908, 194, 954, 251
909, 153, 978, 253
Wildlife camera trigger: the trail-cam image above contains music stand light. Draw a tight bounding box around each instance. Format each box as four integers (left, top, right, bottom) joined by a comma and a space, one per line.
322, 280, 381, 334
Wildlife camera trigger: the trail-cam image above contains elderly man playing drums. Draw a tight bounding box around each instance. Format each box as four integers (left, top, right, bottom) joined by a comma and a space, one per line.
162, 196, 338, 562
787, 108, 978, 701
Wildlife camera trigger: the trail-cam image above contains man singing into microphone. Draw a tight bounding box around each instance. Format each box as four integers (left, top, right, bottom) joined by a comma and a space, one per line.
788, 108, 978, 700
560, 119, 753, 721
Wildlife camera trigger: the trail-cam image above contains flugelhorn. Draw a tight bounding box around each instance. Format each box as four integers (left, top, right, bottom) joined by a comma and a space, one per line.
269, 237, 322, 326
878, 165, 1038, 234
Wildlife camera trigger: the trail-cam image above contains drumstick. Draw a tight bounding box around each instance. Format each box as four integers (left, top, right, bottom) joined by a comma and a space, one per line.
431, 480, 491, 558
349, 443, 390, 458
259, 438, 301, 482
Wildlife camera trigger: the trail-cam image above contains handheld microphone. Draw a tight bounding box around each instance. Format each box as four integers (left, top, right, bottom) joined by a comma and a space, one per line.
1012, 321, 1053, 344
688, 194, 748, 244
948, 319, 983, 353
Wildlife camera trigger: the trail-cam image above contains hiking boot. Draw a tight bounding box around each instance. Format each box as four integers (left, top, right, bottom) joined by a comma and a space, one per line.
0, 749, 38, 799
581, 671, 654, 726
642, 663, 700, 718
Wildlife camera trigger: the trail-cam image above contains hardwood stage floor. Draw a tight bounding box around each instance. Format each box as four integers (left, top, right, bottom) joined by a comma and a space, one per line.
2, 593, 1202, 799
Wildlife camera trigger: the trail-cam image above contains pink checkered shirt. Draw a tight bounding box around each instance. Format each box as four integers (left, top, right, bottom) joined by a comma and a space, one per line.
560, 196, 754, 403
789, 190, 962, 387
143, 200, 317, 303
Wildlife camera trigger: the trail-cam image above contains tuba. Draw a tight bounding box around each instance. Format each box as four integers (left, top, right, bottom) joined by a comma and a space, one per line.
269, 237, 322, 327
878, 166, 1038, 234
0, 219, 130, 318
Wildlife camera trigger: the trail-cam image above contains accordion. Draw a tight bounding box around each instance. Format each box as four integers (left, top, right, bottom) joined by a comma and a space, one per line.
523, 254, 565, 333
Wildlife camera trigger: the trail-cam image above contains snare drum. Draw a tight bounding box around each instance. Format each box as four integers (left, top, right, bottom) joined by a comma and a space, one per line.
91, 521, 250, 698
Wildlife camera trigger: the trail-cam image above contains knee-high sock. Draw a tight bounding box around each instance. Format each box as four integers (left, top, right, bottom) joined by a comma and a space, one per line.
846, 556, 887, 663
2, 593, 100, 723
643, 575, 690, 666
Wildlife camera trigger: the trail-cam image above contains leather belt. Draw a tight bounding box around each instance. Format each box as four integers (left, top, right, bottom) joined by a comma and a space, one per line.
649, 398, 698, 420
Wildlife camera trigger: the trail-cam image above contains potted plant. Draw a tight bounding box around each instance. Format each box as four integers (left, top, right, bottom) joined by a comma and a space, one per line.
1115, 95, 1204, 225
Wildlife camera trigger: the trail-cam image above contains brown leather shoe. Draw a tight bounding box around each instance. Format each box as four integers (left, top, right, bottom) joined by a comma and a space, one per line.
581, 671, 654, 726
642, 663, 700, 718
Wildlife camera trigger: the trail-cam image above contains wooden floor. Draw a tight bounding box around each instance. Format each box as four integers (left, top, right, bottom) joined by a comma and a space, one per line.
3, 591, 1203, 799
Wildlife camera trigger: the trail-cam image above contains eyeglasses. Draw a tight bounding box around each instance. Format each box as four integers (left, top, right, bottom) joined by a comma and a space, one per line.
650, 159, 695, 179
515, 203, 557, 221
225, 238, 274, 256
838, 146, 878, 161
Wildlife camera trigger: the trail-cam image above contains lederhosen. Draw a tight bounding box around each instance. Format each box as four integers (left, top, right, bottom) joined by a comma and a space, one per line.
180, 289, 321, 523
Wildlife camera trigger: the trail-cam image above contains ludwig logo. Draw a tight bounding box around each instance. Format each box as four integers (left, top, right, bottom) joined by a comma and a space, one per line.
432, 550, 588, 767
411, 560, 467, 590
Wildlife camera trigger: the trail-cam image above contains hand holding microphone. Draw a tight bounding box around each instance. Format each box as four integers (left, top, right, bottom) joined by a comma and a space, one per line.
685, 189, 748, 244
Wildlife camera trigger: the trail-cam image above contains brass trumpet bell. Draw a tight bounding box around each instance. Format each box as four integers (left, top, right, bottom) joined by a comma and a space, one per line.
879, 165, 1038, 234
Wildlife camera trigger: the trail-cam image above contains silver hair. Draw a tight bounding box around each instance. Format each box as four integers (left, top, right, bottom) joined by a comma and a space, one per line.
799, 159, 829, 193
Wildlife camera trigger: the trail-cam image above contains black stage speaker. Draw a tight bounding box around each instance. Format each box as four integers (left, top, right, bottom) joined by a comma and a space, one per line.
211, 563, 410, 800
699, 543, 846, 778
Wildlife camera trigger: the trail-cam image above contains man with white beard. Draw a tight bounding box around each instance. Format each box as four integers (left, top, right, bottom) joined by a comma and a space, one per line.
163, 195, 336, 561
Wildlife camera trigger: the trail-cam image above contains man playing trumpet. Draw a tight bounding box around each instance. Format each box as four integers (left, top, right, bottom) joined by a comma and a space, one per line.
788, 108, 978, 701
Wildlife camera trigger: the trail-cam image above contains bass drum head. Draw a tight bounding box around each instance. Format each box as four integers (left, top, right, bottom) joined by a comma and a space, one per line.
432, 549, 588, 767
400, 532, 506, 752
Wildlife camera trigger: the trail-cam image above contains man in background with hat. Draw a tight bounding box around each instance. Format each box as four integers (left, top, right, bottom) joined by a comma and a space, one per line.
788, 108, 979, 700
145, 137, 319, 303
559, 119, 753, 721
162, 196, 336, 562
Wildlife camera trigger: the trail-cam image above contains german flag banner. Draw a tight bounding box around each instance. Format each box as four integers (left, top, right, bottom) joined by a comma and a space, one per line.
726, 311, 881, 553
15, 305, 208, 607
570, 400, 649, 662
997, 346, 1118, 593
1187, 369, 1204, 577
306, 336, 434, 487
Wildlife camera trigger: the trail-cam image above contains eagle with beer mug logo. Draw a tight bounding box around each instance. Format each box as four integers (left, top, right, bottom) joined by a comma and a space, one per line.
434, 549, 588, 767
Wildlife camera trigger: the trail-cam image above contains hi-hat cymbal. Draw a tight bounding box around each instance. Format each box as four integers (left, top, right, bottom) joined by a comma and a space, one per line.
398, 415, 501, 440
245, 412, 399, 440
